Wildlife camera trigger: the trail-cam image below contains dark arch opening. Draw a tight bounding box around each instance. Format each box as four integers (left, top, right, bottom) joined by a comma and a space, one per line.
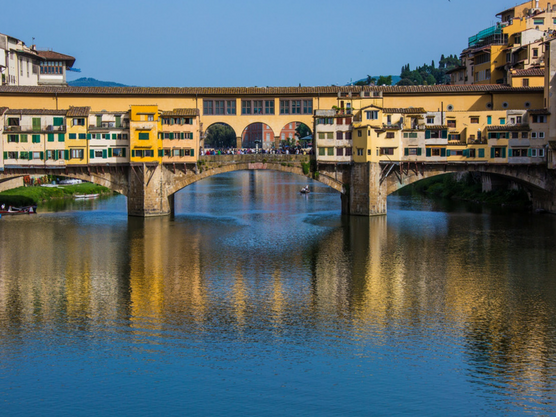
279, 122, 312, 150
204, 123, 237, 150
242, 123, 275, 149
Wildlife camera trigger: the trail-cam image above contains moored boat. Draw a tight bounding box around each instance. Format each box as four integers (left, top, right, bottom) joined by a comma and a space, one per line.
74, 194, 100, 199
0, 205, 37, 215
300, 186, 310, 194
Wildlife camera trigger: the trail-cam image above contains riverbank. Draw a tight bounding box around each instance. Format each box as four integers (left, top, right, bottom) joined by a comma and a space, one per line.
0, 183, 113, 207
396, 173, 531, 209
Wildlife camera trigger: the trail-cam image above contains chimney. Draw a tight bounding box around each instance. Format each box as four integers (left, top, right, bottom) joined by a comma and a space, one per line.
536, 0, 539, 9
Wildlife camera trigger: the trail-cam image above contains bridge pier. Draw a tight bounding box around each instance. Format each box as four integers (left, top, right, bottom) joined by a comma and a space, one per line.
348, 162, 387, 216
127, 164, 173, 217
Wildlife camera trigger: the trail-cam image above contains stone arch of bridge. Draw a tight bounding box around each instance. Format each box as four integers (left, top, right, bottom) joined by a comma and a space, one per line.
0, 168, 129, 196
384, 163, 554, 197
278, 121, 313, 143
241, 122, 275, 149
166, 163, 345, 198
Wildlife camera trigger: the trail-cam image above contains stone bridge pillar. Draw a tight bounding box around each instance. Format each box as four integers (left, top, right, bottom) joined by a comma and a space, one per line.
127, 164, 174, 217
348, 162, 387, 216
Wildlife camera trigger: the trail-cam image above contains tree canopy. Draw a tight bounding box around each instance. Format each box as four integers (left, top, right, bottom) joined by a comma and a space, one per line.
397, 54, 461, 86
205, 124, 236, 148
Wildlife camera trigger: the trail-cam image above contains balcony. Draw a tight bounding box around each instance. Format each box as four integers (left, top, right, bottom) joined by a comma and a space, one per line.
4, 124, 66, 132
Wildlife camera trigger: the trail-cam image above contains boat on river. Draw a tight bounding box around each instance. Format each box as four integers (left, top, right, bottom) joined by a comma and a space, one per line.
74, 194, 99, 199
0, 205, 37, 215
300, 186, 310, 194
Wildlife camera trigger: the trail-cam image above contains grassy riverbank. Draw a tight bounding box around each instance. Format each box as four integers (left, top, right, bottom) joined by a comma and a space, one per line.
0, 183, 113, 207
396, 173, 531, 209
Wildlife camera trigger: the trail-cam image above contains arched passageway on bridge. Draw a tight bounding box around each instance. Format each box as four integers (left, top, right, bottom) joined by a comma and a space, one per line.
279, 122, 312, 149
204, 123, 237, 149
241, 123, 275, 149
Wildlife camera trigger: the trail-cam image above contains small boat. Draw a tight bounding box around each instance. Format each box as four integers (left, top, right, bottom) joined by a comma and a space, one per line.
74, 194, 100, 199
0, 205, 37, 215
300, 186, 310, 194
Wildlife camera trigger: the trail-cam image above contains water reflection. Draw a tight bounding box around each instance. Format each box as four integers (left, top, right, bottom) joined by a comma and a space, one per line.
0, 172, 555, 414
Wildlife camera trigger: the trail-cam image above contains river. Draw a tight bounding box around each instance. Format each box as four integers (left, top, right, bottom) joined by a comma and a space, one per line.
1, 171, 556, 416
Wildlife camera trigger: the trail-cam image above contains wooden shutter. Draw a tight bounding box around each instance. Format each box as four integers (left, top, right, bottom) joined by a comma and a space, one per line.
90, 150, 95, 159
64, 150, 69, 160
501, 148, 506, 158
122, 148, 126, 158
108, 148, 112, 157
191, 149, 194, 157
404, 148, 409, 156
425, 130, 431, 139
426, 148, 431, 157
115, 116, 121, 128
479, 149, 485, 158
508, 149, 513, 157
3, 152, 7, 160
40, 152, 44, 160
491, 148, 495, 158
441, 148, 446, 157
102, 149, 107, 159
417, 148, 422, 156
58, 133, 65, 142
48, 133, 54, 142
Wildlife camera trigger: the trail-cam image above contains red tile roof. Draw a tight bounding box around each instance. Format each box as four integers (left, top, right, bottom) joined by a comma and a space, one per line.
161, 108, 200, 116
66, 106, 90, 117
5, 108, 67, 115
513, 68, 544, 77
37, 50, 76, 67
0, 85, 545, 96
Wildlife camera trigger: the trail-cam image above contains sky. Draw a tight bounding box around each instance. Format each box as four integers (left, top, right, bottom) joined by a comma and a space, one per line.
1, 0, 519, 87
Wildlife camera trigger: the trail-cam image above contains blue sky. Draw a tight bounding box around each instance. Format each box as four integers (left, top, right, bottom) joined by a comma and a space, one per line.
1, 0, 514, 87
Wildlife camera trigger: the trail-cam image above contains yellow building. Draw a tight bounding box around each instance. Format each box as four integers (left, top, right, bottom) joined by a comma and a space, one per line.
130, 105, 161, 164
159, 109, 199, 164
66, 107, 91, 165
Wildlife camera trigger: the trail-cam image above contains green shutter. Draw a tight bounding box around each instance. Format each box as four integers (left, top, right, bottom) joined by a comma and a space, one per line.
40, 152, 44, 160
48, 133, 54, 142
53, 117, 63, 127
115, 116, 121, 128
404, 148, 409, 156
491, 148, 495, 158
441, 148, 446, 157
132, 150, 136, 157
191, 149, 194, 157
58, 133, 65, 142
169, 133, 174, 140
508, 149, 513, 157
447, 150, 451, 157
32, 118, 41, 131
426, 148, 431, 157
158, 149, 163, 157
64, 150, 69, 160
425, 130, 431, 139
441, 130, 448, 139
417, 148, 422, 156
28, 152, 33, 161
487, 116, 492, 125
53, 151, 58, 161
501, 148, 506, 158
87, 134, 92, 140
479, 148, 485, 158
112, 134, 117, 140
90, 150, 95, 159
102, 149, 107, 159
3, 152, 7, 160
108, 148, 112, 157
122, 148, 126, 158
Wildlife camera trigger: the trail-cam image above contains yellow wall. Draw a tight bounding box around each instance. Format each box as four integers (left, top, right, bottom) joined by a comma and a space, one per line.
67, 117, 89, 165
130, 105, 161, 164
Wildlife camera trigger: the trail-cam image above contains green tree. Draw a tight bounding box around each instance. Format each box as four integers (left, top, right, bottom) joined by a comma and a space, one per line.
295, 123, 311, 139
377, 75, 392, 86
205, 124, 236, 148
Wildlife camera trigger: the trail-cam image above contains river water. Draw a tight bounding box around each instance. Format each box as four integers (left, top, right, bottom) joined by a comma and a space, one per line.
1, 171, 556, 416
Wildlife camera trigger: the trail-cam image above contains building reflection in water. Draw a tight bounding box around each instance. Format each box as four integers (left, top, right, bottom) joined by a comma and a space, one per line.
0, 172, 555, 407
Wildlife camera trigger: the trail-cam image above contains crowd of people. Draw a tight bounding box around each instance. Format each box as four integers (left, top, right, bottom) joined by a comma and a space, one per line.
201, 147, 314, 156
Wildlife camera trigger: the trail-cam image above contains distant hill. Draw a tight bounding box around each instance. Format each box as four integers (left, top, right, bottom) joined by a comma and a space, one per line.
68, 77, 128, 87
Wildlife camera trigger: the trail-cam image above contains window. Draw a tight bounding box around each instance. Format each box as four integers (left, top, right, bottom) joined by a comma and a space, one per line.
500, 118, 506, 125
357, 148, 364, 156
147, 115, 154, 121
73, 118, 85, 126
40, 61, 63, 75
7, 118, 19, 126
533, 48, 539, 58
242, 100, 252, 115
70, 149, 84, 159
253, 101, 263, 114
345, 131, 352, 140
95, 150, 103, 158
511, 149, 528, 157
366, 111, 379, 120
215, 101, 225, 115
345, 147, 352, 156
317, 118, 334, 125
7, 152, 18, 159
449, 134, 461, 142
327, 147, 334, 156
426, 117, 435, 124
7, 134, 19, 143
336, 148, 344, 156
539, 149, 545, 157
523, 78, 529, 87
470, 117, 479, 124
318, 147, 325, 156
379, 148, 395, 156
522, 132, 528, 139
32, 134, 41, 143
32, 152, 42, 160
227, 100, 236, 115
327, 132, 334, 139
386, 132, 395, 139
403, 132, 418, 138
265, 100, 274, 115
337, 131, 344, 140
447, 120, 456, 128
78, 134, 86, 139
279, 99, 312, 115
532, 115, 547, 123
534, 18, 544, 26
357, 130, 362, 137
431, 148, 441, 156
113, 148, 125, 157
539, 131, 545, 138
138, 132, 150, 140
203, 100, 214, 115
